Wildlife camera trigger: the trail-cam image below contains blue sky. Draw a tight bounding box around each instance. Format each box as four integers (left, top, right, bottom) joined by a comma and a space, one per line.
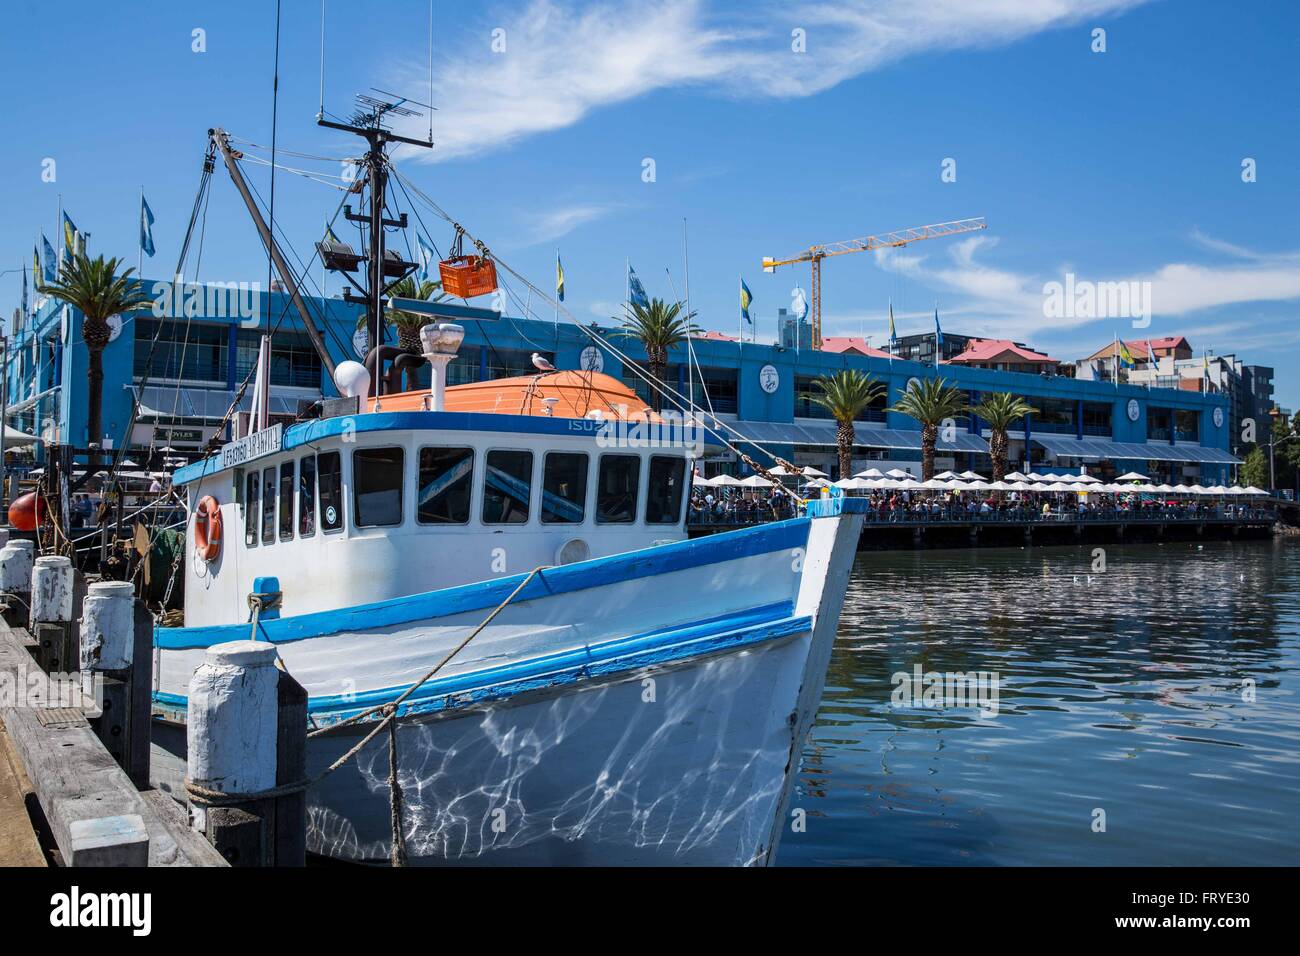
2, 0, 1297, 406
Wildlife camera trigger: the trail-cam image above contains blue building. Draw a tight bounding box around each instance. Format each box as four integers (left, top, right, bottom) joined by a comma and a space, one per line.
5, 277, 1238, 484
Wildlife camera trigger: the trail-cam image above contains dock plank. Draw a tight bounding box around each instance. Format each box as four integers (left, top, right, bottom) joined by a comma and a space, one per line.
0, 718, 47, 866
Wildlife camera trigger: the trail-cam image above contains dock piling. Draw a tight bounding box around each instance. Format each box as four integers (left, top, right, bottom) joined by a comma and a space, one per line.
187, 640, 306, 865
0, 539, 35, 628
79, 581, 151, 785
30, 555, 74, 674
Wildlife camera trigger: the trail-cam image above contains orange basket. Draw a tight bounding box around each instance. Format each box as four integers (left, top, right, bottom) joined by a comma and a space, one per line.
439, 255, 498, 298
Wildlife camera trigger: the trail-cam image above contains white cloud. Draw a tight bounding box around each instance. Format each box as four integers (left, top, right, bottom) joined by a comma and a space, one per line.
394, 0, 1149, 162
519, 202, 624, 245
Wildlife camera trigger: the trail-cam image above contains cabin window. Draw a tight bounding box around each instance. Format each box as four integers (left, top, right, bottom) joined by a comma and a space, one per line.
417, 447, 474, 524
244, 471, 260, 547
299, 455, 317, 536
318, 451, 343, 532
541, 452, 588, 524
261, 467, 276, 544
482, 450, 532, 524
646, 456, 686, 524
278, 461, 295, 541
596, 454, 640, 523
353, 447, 405, 528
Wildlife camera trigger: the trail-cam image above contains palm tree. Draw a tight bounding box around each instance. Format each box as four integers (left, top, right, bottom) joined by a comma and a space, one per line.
968, 392, 1037, 481
384, 276, 445, 389
810, 370, 885, 479
890, 376, 968, 480
615, 297, 698, 411
42, 252, 151, 459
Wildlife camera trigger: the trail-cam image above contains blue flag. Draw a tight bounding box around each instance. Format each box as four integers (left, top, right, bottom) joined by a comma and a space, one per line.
21, 259, 28, 316
416, 233, 437, 282
934, 305, 944, 349
140, 194, 156, 258
628, 263, 650, 309
556, 254, 565, 302
888, 301, 898, 348
41, 234, 58, 283
739, 277, 753, 324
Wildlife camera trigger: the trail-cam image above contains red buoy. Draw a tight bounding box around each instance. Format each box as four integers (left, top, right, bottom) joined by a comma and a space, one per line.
7, 491, 44, 532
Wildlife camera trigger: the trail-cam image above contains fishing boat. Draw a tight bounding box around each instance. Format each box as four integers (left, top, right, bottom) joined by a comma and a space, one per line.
141, 103, 865, 864
149, 347, 864, 865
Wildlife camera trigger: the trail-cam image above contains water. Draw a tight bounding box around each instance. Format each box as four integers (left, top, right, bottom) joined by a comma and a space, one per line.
778, 539, 1300, 866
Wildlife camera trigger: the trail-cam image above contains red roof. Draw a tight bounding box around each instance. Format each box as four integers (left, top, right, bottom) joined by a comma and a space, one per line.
691, 329, 739, 342
947, 338, 1057, 365
1124, 336, 1189, 353
819, 336, 895, 359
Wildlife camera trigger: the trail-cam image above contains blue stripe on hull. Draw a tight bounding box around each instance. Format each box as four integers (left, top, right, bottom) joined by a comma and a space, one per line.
155, 602, 812, 724
156, 517, 811, 650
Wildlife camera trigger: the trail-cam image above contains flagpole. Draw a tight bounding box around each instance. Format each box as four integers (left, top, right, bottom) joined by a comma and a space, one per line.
553, 248, 559, 328
138, 186, 144, 277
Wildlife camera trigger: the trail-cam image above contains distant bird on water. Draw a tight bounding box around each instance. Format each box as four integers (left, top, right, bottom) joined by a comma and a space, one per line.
532, 353, 556, 372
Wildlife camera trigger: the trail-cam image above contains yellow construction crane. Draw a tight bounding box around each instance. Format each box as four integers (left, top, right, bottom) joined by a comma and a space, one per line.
762, 217, 987, 348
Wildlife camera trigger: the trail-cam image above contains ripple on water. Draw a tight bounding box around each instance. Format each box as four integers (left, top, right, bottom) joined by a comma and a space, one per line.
777, 540, 1300, 866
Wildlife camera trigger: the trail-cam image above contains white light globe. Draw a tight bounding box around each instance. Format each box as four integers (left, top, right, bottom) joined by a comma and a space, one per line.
334, 360, 371, 399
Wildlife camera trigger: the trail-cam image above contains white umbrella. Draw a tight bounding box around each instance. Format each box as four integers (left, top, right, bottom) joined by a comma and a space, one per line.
1172, 484, 1192, 493
767, 465, 800, 477
710, 474, 743, 487
885, 468, 913, 479
1024, 472, 1048, 482
801, 466, 829, 478
1155, 484, 1176, 493
964, 479, 994, 491
1187, 484, 1208, 495
921, 478, 950, 489
1003, 471, 1029, 482
988, 480, 1013, 491
1245, 486, 1269, 496
692, 474, 716, 486
896, 478, 926, 490
1117, 471, 1148, 482
739, 474, 774, 488
959, 470, 985, 481
1205, 485, 1229, 495
2, 425, 40, 445
934, 470, 961, 480
939, 479, 970, 490
1074, 473, 1103, 484
1007, 481, 1036, 491
1131, 483, 1159, 493
854, 467, 886, 479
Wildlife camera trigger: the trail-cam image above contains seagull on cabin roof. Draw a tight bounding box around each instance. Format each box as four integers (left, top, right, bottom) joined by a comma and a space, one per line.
531, 353, 556, 372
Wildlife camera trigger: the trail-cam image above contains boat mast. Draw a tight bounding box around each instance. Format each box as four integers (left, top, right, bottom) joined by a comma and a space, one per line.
209, 127, 338, 381
318, 99, 432, 399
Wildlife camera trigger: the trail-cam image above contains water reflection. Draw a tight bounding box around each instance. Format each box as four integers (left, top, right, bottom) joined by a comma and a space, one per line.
780, 540, 1300, 866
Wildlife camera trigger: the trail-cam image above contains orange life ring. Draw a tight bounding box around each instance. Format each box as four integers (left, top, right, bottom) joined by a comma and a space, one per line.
194, 496, 222, 563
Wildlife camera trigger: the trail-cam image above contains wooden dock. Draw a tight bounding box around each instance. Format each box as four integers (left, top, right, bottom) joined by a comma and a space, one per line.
0, 616, 226, 867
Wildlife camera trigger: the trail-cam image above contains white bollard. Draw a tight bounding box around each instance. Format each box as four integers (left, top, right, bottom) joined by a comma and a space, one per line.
187, 641, 280, 810
0, 539, 36, 598
30, 554, 74, 627
79, 580, 136, 673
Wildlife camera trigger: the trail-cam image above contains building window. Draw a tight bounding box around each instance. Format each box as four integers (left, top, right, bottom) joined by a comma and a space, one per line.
483, 450, 533, 524
1027, 396, 1075, 434
353, 447, 404, 527
278, 461, 295, 540
318, 451, 343, 531
540, 452, 588, 524
299, 455, 317, 536
673, 365, 738, 414
486, 348, 553, 381
417, 447, 474, 524
261, 467, 276, 544
646, 455, 686, 524
134, 320, 229, 383
1148, 408, 1172, 441
794, 375, 885, 422
244, 470, 259, 547
596, 454, 640, 523
1082, 402, 1112, 436
1175, 409, 1199, 443
235, 328, 322, 389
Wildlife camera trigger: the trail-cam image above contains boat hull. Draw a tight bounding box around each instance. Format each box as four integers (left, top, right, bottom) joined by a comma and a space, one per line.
153, 506, 865, 865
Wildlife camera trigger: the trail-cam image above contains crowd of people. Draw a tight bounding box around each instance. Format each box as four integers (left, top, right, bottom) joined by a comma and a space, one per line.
688, 486, 1270, 526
